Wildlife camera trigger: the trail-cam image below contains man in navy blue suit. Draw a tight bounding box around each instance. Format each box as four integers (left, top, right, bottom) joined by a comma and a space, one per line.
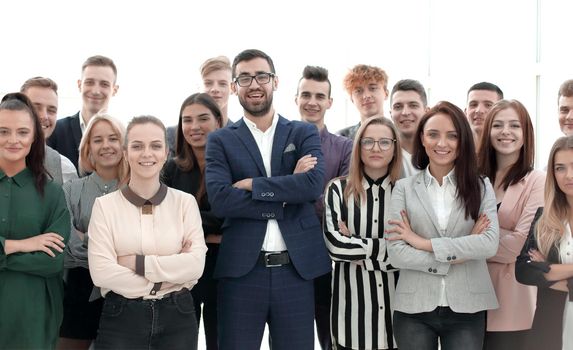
205, 49, 332, 350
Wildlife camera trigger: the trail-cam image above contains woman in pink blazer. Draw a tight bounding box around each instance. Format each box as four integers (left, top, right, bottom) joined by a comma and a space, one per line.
477, 99, 545, 349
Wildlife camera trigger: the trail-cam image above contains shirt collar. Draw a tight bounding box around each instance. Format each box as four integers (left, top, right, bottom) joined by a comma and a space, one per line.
121, 183, 168, 207
89, 172, 119, 192
424, 167, 456, 188
243, 112, 278, 133
79, 111, 86, 133
361, 173, 391, 190
0, 167, 33, 187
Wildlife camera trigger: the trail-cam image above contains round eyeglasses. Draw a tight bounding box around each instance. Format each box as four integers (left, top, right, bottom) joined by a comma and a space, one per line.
360, 137, 396, 151
234, 72, 275, 87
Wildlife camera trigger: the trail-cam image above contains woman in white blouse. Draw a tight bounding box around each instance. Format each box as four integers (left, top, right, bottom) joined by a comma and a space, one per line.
324, 116, 402, 350
386, 101, 499, 350
88, 116, 207, 350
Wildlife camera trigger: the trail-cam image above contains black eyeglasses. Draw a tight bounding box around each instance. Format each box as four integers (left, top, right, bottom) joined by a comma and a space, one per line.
234, 72, 275, 87
360, 137, 396, 151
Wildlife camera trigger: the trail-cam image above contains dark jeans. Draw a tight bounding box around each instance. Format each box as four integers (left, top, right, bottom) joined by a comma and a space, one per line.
393, 307, 485, 350
95, 290, 198, 350
192, 243, 219, 350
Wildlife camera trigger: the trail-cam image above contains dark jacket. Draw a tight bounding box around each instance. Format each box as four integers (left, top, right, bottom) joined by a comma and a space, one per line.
515, 207, 573, 350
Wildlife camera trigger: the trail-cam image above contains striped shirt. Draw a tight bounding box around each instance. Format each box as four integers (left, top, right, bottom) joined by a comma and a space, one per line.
324, 175, 398, 350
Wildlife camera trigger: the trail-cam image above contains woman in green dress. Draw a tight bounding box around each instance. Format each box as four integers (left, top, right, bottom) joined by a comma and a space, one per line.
0, 93, 70, 349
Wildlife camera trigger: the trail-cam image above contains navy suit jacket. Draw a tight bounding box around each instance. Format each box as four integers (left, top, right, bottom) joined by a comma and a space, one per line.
205, 115, 332, 280
47, 112, 82, 170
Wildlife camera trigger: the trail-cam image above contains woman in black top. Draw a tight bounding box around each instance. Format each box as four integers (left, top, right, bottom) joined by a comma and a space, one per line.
162, 93, 223, 350
516, 135, 573, 350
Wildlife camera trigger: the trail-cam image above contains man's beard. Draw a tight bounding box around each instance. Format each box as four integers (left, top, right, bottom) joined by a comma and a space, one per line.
239, 94, 273, 117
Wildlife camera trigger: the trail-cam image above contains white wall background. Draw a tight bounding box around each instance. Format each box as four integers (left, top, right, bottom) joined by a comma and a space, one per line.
1, 0, 571, 168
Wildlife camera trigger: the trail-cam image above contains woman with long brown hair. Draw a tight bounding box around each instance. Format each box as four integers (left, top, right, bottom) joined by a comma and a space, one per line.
162, 93, 223, 349
386, 101, 499, 350
0, 93, 70, 349
477, 99, 545, 349
324, 116, 402, 350
516, 135, 573, 350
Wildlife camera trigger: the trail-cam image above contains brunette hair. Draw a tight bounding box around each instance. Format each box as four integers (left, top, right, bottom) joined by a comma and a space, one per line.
558, 79, 573, 101
390, 79, 427, 107
0, 93, 48, 194
477, 99, 534, 191
297, 65, 331, 97
78, 113, 127, 179
467, 82, 504, 100
343, 116, 402, 203
20, 76, 58, 95
174, 93, 222, 202
82, 55, 117, 81
232, 49, 275, 78
413, 101, 482, 220
535, 136, 573, 257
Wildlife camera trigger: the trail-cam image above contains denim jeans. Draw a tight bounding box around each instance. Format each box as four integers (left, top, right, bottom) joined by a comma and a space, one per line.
393, 307, 485, 350
95, 289, 198, 350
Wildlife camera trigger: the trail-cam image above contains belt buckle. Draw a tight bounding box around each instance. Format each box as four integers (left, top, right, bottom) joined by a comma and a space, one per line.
264, 252, 282, 268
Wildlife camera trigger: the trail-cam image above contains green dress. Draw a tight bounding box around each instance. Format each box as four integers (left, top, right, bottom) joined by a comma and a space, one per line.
0, 168, 71, 349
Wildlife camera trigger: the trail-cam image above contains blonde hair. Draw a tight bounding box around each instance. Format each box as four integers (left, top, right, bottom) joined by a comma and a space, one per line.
343, 116, 402, 204
200, 56, 231, 78
78, 113, 127, 179
536, 135, 573, 257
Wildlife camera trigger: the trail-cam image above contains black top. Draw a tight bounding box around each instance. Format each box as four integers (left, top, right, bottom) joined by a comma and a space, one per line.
162, 159, 223, 236
515, 207, 573, 350
47, 112, 82, 171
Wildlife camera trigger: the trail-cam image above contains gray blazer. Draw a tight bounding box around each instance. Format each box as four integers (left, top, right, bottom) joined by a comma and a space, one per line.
386, 171, 499, 314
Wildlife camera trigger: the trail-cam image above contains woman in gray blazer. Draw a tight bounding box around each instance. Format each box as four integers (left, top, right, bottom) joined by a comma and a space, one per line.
386, 101, 499, 350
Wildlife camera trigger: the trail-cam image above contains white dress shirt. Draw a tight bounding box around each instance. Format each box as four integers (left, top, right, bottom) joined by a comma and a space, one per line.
425, 167, 456, 306
243, 114, 287, 252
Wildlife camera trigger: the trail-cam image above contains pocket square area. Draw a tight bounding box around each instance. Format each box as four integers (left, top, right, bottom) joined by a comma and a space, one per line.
283, 143, 296, 153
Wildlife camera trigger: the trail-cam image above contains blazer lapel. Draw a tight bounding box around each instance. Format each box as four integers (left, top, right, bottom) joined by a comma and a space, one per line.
445, 204, 464, 236
234, 119, 266, 176
413, 178, 442, 235
71, 113, 83, 148
270, 116, 291, 177
498, 178, 526, 229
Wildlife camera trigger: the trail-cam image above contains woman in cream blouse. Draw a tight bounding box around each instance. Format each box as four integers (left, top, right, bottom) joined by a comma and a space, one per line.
88, 115, 207, 350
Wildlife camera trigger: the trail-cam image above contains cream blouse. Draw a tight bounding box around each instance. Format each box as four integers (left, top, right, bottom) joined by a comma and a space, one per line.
88, 184, 207, 299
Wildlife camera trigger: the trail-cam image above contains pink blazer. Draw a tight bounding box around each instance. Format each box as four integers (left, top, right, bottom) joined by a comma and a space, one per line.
486, 170, 545, 331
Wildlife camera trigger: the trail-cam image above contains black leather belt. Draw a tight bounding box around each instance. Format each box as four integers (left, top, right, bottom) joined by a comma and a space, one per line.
259, 251, 290, 267
107, 288, 190, 303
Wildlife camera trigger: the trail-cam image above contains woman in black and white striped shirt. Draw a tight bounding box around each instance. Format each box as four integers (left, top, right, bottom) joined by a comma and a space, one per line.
324, 116, 402, 350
